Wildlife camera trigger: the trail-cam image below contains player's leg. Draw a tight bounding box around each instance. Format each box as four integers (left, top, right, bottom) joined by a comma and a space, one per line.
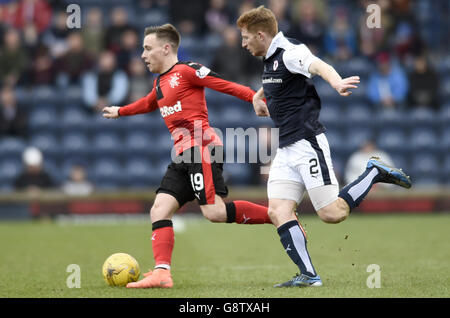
126, 192, 178, 289
268, 192, 322, 287
193, 146, 271, 224
338, 156, 412, 211
267, 198, 298, 227
293, 133, 347, 224
310, 185, 349, 224
199, 195, 271, 224
267, 149, 322, 287
127, 162, 193, 289
308, 134, 411, 221
149, 192, 179, 271
199, 194, 227, 222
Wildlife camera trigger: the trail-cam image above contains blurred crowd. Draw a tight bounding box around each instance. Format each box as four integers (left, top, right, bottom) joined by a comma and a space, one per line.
0, 0, 449, 192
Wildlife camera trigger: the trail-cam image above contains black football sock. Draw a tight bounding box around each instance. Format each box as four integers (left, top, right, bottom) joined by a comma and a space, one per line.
277, 220, 317, 277
339, 167, 380, 211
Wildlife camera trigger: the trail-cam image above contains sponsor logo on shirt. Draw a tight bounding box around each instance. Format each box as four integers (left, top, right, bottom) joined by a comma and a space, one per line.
169, 73, 181, 88
195, 65, 211, 79
160, 101, 182, 118
262, 77, 283, 84
273, 60, 278, 71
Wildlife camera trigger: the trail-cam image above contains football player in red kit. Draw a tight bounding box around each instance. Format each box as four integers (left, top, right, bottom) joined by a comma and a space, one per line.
102, 24, 271, 288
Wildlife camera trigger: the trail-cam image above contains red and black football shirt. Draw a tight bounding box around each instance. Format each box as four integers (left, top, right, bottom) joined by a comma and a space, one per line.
118, 61, 256, 156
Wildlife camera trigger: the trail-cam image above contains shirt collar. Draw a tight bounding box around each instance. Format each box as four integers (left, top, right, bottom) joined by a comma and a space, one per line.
265, 32, 287, 59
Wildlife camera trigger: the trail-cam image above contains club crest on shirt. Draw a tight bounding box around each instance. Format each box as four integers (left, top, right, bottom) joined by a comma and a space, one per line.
273, 60, 278, 71
169, 73, 180, 88
195, 65, 211, 79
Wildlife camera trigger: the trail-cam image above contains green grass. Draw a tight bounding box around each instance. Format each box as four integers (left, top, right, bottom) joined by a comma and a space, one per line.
0, 214, 449, 298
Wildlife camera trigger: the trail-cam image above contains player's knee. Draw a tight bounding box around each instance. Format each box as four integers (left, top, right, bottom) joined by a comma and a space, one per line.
150, 202, 170, 222
201, 203, 226, 223
317, 206, 348, 224
267, 206, 290, 227
202, 209, 223, 223
267, 208, 278, 223
200, 196, 227, 223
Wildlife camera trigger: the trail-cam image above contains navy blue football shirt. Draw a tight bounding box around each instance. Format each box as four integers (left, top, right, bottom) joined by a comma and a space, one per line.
262, 32, 326, 148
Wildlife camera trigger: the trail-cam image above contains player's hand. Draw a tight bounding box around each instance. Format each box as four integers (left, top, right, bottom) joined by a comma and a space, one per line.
253, 89, 270, 117
334, 76, 360, 97
253, 98, 270, 117
102, 106, 120, 119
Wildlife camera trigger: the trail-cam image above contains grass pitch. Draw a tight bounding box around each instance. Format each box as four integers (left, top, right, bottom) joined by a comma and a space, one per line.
0, 213, 449, 298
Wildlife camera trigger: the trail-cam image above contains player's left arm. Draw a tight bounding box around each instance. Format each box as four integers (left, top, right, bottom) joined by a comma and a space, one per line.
309, 58, 360, 97
184, 62, 256, 103
184, 62, 269, 116
283, 44, 359, 97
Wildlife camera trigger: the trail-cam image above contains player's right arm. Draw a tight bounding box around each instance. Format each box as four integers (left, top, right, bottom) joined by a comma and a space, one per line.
102, 88, 158, 119
252, 87, 270, 117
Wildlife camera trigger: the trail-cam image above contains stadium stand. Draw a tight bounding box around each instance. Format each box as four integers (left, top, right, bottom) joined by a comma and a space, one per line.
0, 0, 448, 191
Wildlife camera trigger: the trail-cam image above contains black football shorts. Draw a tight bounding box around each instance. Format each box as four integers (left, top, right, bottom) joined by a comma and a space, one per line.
156, 146, 228, 206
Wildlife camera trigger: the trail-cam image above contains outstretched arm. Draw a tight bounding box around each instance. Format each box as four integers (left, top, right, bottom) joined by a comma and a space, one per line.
309, 58, 360, 97
184, 62, 256, 103
183, 62, 269, 116
283, 43, 359, 97
102, 89, 158, 119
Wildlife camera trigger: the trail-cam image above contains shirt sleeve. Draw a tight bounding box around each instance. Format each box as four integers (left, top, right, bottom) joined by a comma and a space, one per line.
182, 62, 256, 103
282, 44, 318, 78
118, 87, 158, 116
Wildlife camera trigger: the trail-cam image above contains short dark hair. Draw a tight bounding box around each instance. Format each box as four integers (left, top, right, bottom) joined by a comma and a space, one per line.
144, 23, 180, 51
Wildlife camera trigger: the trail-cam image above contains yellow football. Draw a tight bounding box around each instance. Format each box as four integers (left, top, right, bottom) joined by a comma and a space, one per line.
102, 253, 140, 287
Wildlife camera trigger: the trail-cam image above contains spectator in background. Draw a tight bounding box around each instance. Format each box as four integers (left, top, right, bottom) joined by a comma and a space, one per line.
9, 0, 52, 34
82, 50, 129, 113
367, 52, 409, 108
0, 1, 17, 27
323, 7, 357, 62
287, 0, 327, 55
390, 0, 423, 65
268, 0, 292, 34
81, 6, 104, 58
204, 0, 231, 35
55, 31, 93, 87
42, 10, 71, 58
169, 0, 208, 35
0, 85, 27, 138
0, 28, 29, 86
237, 0, 257, 19
357, 0, 395, 59
14, 146, 55, 192
127, 55, 153, 103
62, 165, 94, 196
211, 26, 259, 85
116, 28, 140, 71
407, 53, 439, 110
104, 6, 135, 53
344, 140, 394, 188
28, 44, 55, 86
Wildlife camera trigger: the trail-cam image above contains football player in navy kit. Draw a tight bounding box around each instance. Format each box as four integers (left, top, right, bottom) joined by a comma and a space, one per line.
237, 6, 412, 287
